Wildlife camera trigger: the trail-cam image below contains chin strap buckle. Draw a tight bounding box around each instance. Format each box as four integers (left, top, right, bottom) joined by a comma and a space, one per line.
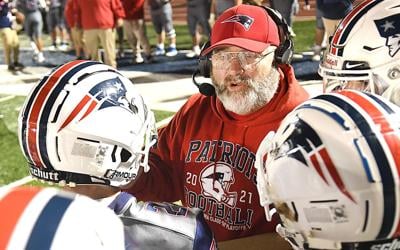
276, 223, 306, 250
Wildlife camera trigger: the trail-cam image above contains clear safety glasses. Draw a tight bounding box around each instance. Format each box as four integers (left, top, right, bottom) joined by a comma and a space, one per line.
211, 50, 274, 71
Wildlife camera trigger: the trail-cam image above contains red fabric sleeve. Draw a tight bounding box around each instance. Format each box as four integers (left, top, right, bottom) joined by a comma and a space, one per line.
111, 0, 126, 19
120, 0, 145, 19
74, 0, 82, 28
124, 102, 191, 202
64, 0, 74, 28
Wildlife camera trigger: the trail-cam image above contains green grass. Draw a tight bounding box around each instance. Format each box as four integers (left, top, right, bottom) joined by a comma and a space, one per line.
0, 96, 28, 185
0, 95, 174, 187
18, 21, 315, 53
292, 20, 315, 53
154, 110, 175, 122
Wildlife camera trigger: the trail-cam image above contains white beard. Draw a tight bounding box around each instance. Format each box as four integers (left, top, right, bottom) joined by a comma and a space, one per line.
212, 67, 280, 115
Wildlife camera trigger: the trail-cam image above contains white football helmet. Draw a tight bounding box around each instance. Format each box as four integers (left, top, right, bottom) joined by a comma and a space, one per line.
0, 186, 125, 249
255, 90, 400, 249
319, 0, 400, 101
18, 60, 157, 187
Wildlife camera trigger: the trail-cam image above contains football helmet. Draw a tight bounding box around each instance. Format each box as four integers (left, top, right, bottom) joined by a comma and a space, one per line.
255, 90, 400, 249
0, 186, 125, 249
319, 0, 400, 100
200, 162, 237, 207
18, 60, 157, 187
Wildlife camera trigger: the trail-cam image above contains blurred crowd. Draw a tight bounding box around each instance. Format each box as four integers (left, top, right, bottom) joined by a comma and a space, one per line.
0, 0, 363, 71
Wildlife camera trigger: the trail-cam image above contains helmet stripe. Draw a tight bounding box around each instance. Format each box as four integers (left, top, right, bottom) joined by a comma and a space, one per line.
0, 187, 40, 249
364, 93, 400, 238
25, 195, 73, 249
319, 148, 355, 202
23, 60, 83, 168
79, 99, 98, 121
330, 0, 383, 56
315, 91, 398, 239
58, 94, 91, 132
37, 61, 101, 171
20, 75, 49, 166
21, 61, 100, 171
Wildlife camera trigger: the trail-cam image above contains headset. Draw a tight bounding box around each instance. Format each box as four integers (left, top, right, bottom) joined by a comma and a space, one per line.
192, 5, 294, 96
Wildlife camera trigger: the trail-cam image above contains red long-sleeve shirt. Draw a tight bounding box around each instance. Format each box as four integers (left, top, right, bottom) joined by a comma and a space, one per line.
64, 0, 77, 28
125, 65, 310, 242
120, 0, 145, 20
76, 0, 125, 29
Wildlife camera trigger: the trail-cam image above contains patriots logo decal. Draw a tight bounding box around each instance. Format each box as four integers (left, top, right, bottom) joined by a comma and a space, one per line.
279, 116, 356, 203
58, 77, 138, 132
374, 14, 400, 57
221, 14, 254, 31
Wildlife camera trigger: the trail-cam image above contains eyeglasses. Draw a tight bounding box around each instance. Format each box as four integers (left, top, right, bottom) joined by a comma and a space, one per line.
211, 50, 274, 71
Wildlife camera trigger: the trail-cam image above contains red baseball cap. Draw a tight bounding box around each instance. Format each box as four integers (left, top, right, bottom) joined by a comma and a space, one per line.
201, 4, 280, 55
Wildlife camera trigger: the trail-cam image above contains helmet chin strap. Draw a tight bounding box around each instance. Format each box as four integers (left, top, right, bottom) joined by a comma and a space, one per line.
276, 223, 306, 250
277, 222, 347, 250
255, 131, 276, 221
276, 223, 343, 250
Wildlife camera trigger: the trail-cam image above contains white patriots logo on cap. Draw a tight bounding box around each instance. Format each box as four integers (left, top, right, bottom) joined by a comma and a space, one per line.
221, 15, 254, 31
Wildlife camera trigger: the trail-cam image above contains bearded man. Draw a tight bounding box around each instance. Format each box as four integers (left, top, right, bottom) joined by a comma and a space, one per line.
125, 4, 309, 244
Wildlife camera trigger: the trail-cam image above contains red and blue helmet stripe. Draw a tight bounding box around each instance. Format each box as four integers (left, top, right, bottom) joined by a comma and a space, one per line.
19, 60, 101, 171
312, 90, 400, 239
330, 0, 384, 56
0, 187, 74, 249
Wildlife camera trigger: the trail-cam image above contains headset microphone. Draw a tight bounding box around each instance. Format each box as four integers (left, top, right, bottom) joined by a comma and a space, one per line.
192, 69, 216, 96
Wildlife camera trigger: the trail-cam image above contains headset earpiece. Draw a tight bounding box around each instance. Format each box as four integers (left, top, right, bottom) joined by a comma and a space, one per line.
275, 38, 293, 65
198, 41, 212, 78
261, 6, 294, 65
192, 41, 215, 96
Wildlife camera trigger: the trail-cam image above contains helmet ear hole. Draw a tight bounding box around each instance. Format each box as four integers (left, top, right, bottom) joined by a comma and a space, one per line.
120, 148, 132, 163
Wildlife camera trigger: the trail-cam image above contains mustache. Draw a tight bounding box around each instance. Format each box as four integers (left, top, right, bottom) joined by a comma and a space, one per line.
224, 74, 252, 84
216, 74, 254, 94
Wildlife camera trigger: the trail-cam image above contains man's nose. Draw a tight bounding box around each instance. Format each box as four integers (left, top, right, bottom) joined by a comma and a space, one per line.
226, 57, 244, 72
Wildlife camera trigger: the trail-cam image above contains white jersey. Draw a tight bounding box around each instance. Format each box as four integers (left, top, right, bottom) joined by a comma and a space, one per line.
106, 192, 217, 250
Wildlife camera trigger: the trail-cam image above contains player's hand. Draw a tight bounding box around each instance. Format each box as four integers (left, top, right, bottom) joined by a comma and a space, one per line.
303, 4, 311, 10
116, 18, 123, 28
208, 13, 215, 27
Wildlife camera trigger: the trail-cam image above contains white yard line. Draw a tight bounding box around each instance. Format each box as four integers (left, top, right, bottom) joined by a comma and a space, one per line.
0, 176, 32, 191
0, 95, 15, 103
